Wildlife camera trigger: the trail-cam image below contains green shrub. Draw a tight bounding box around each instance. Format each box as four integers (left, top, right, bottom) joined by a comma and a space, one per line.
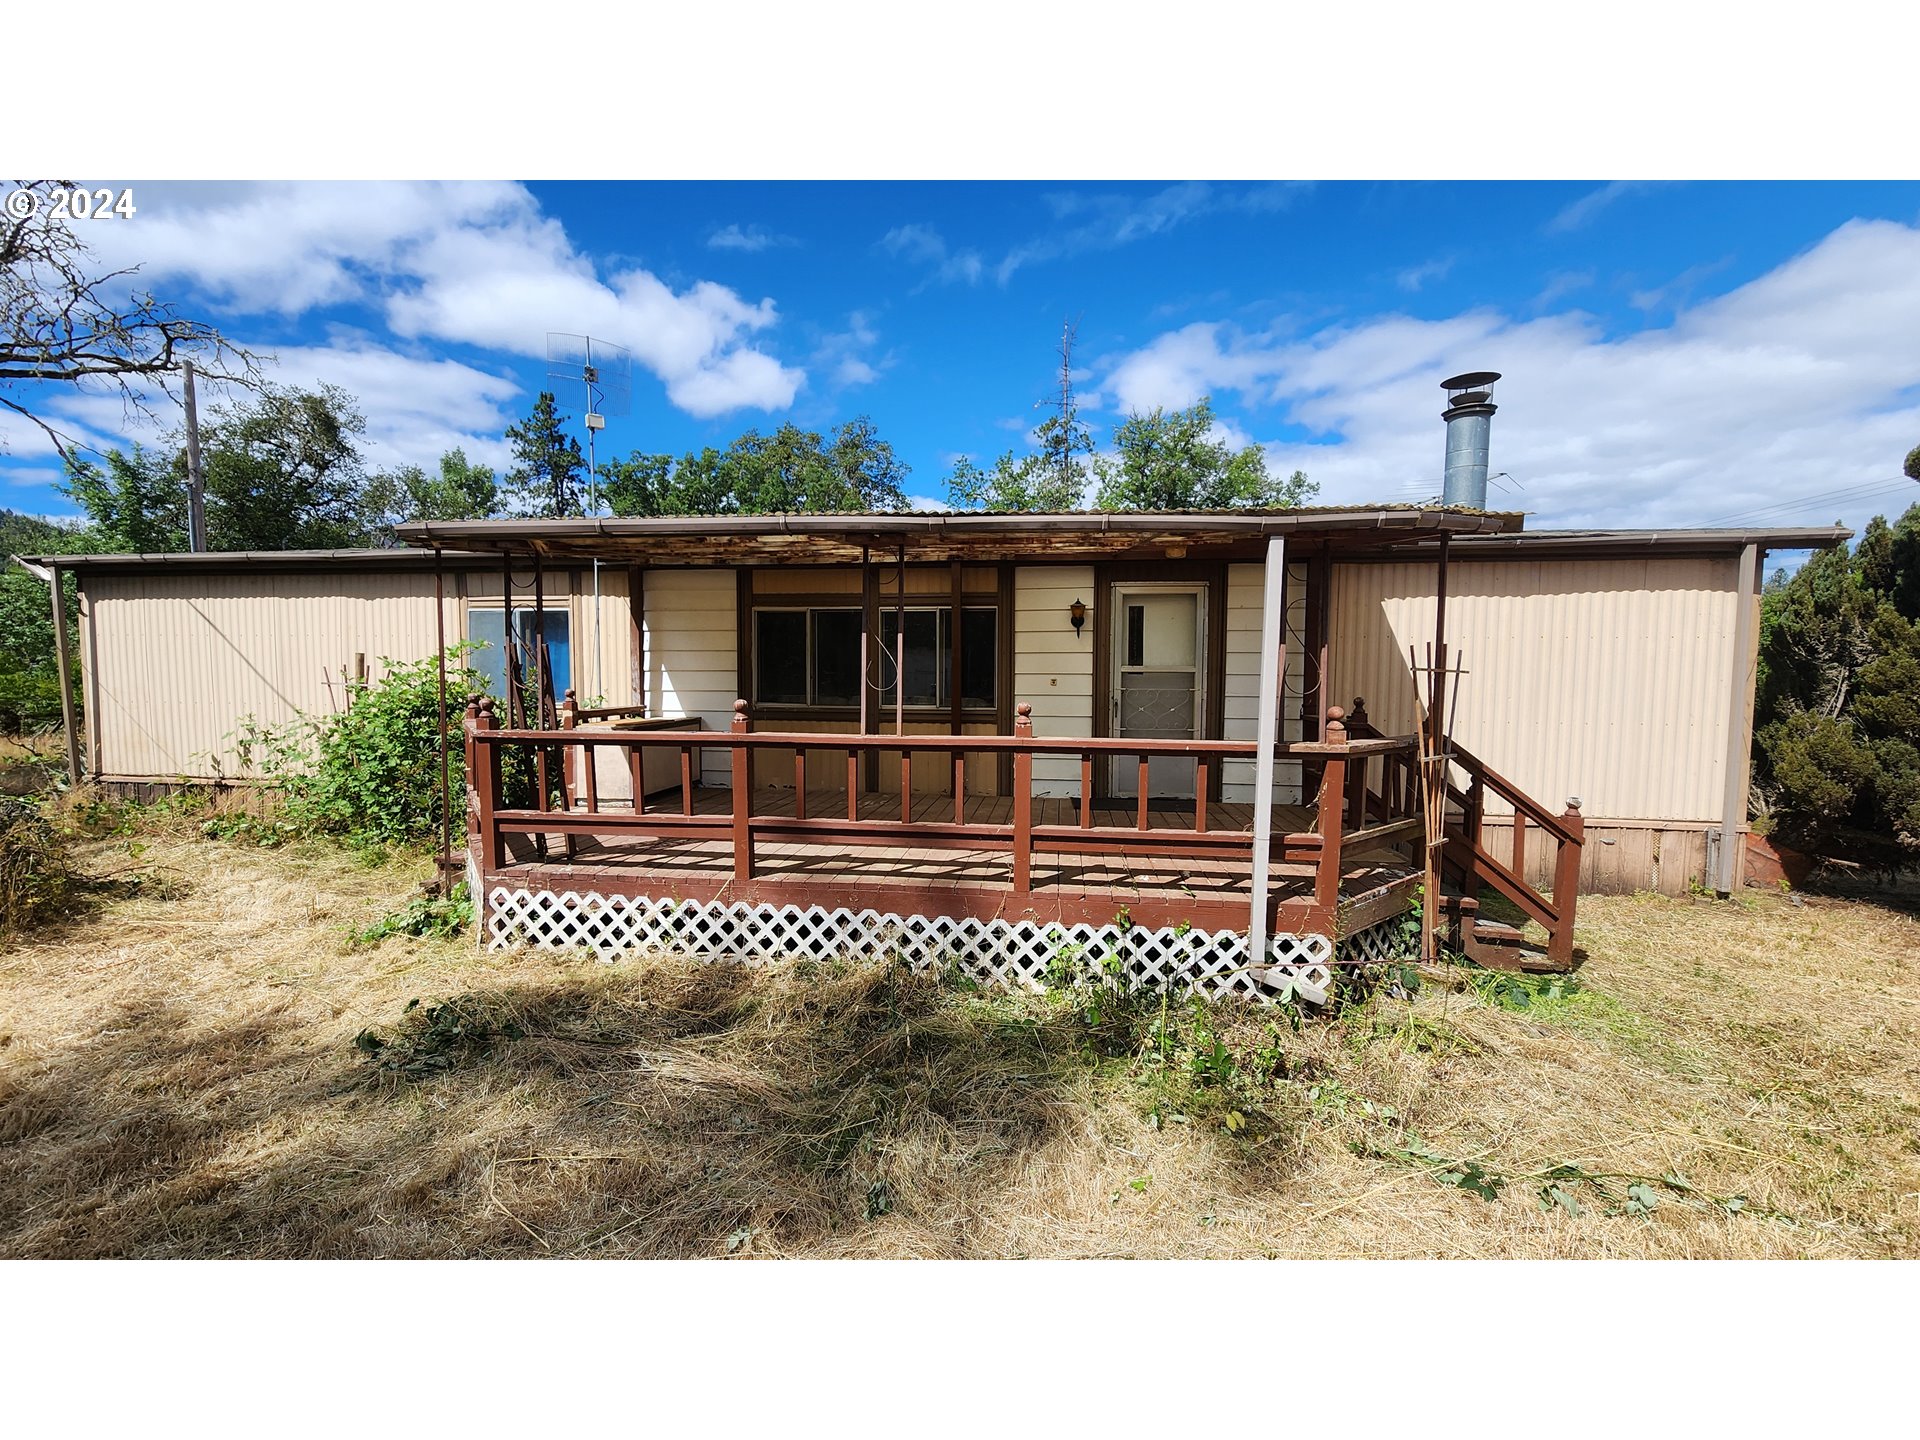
353, 881, 472, 946
0, 796, 80, 934
235, 648, 486, 851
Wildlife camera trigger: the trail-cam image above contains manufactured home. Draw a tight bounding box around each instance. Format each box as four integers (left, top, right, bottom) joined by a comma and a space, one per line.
35, 507, 1847, 1000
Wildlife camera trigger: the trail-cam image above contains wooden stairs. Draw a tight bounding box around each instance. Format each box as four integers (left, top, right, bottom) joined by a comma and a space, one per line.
1345, 703, 1585, 974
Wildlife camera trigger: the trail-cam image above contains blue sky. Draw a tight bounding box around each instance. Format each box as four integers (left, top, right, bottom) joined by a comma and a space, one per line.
6, 179, 1920, 539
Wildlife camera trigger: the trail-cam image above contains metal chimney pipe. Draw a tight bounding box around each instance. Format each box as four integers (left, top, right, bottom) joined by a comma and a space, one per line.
1440, 370, 1500, 508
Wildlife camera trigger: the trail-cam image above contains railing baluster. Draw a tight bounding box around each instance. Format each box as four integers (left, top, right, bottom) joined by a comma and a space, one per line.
680, 745, 693, 816
1136, 756, 1149, 829
1512, 810, 1526, 881
953, 749, 965, 826
1194, 754, 1210, 833
794, 748, 807, 821
847, 748, 859, 821
900, 750, 912, 824
1080, 752, 1093, 828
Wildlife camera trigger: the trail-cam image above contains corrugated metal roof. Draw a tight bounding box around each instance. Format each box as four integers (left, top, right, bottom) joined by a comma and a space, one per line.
21, 519, 1853, 572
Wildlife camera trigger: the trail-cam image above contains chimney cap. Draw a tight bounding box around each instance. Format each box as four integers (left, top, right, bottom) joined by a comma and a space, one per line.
1441, 370, 1501, 395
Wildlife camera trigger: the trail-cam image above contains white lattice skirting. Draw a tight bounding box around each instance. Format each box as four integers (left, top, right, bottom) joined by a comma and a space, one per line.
1336, 914, 1417, 968
476, 875, 1335, 1003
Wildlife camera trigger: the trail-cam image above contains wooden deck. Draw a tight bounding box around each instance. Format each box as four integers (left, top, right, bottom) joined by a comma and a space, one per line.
489, 786, 1421, 936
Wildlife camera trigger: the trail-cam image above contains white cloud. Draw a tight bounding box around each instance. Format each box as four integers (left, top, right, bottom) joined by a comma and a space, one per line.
1547, 181, 1652, 234
707, 223, 794, 252
7, 337, 523, 476
1396, 256, 1454, 292
813, 310, 887, 391
879, 224, 984, 286
1532, 269, 1595, 308
888, 183, 1310, 289
1094, 218, 1920, 535
79, 182, 803, 419
261, 339, 521, 470
3, 465, 62, 488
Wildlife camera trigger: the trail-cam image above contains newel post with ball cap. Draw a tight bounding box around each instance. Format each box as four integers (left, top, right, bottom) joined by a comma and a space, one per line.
730, 699, 753, 880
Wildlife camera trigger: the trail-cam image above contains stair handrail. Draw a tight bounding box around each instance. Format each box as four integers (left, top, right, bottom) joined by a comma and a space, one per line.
1445, 740, 1583, 846
1345, 698, 1584, 966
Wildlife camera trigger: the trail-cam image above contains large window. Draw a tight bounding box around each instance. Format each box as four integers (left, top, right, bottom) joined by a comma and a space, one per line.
469, 607, 571, 701
879, 607, 997, 710
753, 608, 863, 708
752, 604, 998, 710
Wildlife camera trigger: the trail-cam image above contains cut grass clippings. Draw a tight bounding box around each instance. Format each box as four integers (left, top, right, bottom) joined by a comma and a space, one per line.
1, 825, 1916, 1259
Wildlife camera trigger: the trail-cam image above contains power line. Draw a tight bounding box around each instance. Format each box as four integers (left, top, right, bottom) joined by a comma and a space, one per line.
1701, 475, 1913, 527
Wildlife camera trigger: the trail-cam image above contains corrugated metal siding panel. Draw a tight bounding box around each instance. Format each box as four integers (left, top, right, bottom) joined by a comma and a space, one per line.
86, 570, 462, 780
642, 569, 737, 782
1329, 556, 1737, 823
1014, 565, 1094, 795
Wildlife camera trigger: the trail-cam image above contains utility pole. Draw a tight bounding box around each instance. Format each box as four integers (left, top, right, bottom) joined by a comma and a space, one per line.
182, 360, 207, 552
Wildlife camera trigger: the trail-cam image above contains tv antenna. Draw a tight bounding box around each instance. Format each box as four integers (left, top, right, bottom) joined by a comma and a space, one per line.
546, 333, 631, 515
546, 333, 632, 704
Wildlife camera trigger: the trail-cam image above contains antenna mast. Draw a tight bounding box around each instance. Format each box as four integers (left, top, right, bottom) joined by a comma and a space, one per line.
1036, 315, 1085, 506
546, 333, 632, 705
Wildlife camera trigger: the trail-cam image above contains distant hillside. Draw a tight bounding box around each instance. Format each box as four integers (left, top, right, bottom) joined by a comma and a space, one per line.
0, 509, 92, 558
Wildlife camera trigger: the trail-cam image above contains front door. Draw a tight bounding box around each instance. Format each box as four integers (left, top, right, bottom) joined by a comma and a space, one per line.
1109, 584, 1207, 800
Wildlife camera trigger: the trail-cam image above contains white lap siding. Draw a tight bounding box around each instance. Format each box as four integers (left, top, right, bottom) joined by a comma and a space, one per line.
642, 569, 738, 783
1222, 561, 1307, 805
1013, 565, 1095, 796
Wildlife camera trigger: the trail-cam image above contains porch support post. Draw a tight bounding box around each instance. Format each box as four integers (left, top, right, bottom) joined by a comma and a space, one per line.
46, 563, 81, 787
1248, 534, 1288, 969
1716, 541, 1761, 895
433, 549, 451, 886
501, 549, 517, 728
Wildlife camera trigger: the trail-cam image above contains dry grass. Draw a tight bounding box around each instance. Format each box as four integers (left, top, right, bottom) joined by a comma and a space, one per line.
0, 731, 62, 797
2, 822, 1916, 1259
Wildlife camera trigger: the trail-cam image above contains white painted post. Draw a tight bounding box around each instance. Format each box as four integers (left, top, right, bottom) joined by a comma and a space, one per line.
1248, 534, 1287, 970
1717, 542, 1761, 895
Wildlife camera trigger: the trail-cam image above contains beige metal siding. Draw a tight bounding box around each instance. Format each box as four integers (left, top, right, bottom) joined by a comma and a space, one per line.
1328, 556, 1740, 824
85, 570, 463, 780
1014, 565, 1095, 796
1222, 561, 1307, 804
641, 569, 737, 781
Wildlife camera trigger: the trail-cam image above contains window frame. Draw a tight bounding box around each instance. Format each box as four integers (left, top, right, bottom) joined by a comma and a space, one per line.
747, 598, 1001, 716
751, 605, 869, 711
466, 602, 574, 701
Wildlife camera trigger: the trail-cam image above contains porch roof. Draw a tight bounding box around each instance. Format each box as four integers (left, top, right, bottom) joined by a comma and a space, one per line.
392, 505, 1523, 565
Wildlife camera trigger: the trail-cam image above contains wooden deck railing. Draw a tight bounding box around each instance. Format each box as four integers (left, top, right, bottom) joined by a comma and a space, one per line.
462, 694, 1421, 929
1440, 742, 1585, 965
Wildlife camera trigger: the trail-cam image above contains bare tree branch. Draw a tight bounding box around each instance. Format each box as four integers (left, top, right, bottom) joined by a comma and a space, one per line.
1, 180, 265, 459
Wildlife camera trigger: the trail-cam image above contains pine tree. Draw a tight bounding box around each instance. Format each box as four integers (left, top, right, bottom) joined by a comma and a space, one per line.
502, 392, 586, 518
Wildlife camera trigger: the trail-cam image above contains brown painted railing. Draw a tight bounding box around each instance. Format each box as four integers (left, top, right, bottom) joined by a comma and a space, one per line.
462, 694, 1420, 928
1344, 696, 1583, 964
1440, 743, 1584, 965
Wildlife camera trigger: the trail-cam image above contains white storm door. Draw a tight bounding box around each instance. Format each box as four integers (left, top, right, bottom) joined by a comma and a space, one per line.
1109, 585, 1206, 800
